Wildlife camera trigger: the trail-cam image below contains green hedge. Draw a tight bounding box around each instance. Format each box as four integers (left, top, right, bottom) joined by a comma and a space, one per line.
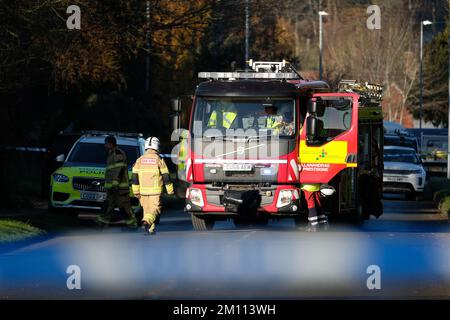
439, 196, 450, 217
0, 219, 45, 243
425, 177, 450, 200
433, 189, 450, 207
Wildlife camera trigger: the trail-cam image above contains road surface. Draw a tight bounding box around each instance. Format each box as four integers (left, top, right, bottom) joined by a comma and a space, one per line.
1, 197, 450, 299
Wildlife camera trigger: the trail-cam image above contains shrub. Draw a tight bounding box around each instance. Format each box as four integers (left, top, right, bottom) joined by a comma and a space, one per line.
439, 196, 450, 218
424, 177, 450, 200
433, 189, 450, 206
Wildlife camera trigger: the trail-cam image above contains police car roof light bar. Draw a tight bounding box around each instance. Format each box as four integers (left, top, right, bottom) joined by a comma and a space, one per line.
81, 130, 144, 138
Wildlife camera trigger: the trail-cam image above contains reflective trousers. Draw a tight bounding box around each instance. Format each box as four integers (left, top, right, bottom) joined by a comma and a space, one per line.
102, 189, 133, 220
140, 195, 162, 231
303, 190, 322, 209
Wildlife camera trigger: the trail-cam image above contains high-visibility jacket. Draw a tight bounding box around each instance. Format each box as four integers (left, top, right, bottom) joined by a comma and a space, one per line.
132, 149, 174, 196
301, 183, 320, 192
178, 137, 187, 170
105, 147, 129, 190
266, 115, 284, 134
208, 111, 237, 129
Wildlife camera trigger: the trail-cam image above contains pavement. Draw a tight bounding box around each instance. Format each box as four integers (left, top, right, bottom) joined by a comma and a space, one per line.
0, 195, 450, 299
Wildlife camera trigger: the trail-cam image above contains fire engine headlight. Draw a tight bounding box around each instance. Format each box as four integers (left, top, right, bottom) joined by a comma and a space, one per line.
277, 189, 298, 208
53, 173, 69, 183
189, 188, 204, 207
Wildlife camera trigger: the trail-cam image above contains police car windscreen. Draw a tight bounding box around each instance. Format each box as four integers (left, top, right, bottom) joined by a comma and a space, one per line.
68, 143, 140, 166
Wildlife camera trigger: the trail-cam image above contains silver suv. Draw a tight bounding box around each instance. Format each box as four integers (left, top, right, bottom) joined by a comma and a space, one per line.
383, 146, 426, 200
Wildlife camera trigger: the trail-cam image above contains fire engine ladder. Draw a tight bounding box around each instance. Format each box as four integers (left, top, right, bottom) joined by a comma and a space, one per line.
338, 80, 384, 107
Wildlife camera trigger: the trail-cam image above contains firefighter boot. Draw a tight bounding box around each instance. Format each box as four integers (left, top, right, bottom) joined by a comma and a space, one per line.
96, 215, 112, 226
143, 221, 156, 236
318, 212, 330, 231
125, 215, 138, 228
306, 208, 319, 232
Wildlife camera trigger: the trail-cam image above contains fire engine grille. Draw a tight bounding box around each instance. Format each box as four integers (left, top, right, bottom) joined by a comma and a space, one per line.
73, 177, 106, 192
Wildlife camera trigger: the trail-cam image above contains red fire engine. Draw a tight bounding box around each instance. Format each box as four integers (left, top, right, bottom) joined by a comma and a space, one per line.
171, 60, 383, 230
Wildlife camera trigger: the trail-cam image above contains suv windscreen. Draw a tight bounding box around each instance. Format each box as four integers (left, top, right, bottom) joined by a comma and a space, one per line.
383, 149, 420, 164
68, 143, 140, 166
384, 136, 418, 152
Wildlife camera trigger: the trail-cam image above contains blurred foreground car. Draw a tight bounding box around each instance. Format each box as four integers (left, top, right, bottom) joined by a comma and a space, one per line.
383, 146, 426, 200
49, 132, 145, 215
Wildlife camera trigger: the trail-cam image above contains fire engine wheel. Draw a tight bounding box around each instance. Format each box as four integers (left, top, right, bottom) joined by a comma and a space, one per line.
352, 203, 365, 226
191, 213, 215, 231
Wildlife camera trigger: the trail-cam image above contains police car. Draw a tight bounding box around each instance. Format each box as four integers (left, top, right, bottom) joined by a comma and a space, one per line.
49, 132, 145, 213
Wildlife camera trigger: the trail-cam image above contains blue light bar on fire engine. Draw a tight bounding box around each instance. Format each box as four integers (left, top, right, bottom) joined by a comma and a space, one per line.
198, 72, 299, 80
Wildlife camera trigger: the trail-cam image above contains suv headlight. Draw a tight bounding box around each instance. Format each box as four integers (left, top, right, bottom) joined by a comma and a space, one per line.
53, 173, 69, 183
276, 189, 299, 208
411, 169, 423, 174
188, 188, 204, 207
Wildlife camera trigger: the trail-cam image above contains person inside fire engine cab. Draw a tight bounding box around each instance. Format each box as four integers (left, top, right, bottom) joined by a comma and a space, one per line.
207, 100, 238, 129
265, 103, 294, 135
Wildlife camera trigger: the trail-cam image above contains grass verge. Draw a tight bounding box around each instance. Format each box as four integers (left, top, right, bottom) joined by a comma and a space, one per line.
0, 219, 46, 243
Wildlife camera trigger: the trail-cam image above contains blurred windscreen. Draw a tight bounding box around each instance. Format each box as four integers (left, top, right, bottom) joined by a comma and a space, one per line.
68, 143, 139, 166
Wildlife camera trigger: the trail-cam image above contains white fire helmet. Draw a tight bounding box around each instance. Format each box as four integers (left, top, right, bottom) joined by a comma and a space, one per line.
145, 137, 160, 151
320, 184, 336, 197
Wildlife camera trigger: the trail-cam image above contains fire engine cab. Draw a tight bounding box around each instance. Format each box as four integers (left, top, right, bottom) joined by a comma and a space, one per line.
171, 60, 383, 230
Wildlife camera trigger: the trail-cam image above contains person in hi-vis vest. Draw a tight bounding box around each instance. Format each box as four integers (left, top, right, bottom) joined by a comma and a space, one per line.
207, 101, 237, 129
299, 123, 329, 232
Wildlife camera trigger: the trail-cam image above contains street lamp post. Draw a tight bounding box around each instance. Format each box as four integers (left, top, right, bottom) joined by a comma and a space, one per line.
145, 0, 151, 93
419, 20, 432, 131
245, 0, 250, 69
319, 11, 329, 81
447, 22, 450, 179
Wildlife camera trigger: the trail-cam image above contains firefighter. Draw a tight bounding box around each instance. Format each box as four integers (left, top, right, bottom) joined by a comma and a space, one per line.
132, 137, 174, 235
177, 130, 189, 181
265, 104, 284, 134
301, 184, 329, 232
299, 119, 330, 232
208, 101, 237, 129
97, 135, 138, 227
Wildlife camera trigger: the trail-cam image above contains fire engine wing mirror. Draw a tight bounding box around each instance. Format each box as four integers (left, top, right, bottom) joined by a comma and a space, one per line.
55, 154, 65, 162
306, 116, 319, 141
307, 99, 317, 114
169, 113, 180, 132
171, 98, 181, 112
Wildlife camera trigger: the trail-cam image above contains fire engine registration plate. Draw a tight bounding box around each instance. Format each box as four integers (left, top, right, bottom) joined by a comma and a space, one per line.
80, 192, 107, 202
223, 163, 253, 172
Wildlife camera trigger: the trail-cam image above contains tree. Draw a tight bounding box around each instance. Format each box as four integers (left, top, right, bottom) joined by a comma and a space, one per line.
408, 21, 449, 127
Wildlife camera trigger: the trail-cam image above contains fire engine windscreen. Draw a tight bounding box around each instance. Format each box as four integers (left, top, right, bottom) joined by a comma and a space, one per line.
309, 98, 352, 142
193, 98, 296, 138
